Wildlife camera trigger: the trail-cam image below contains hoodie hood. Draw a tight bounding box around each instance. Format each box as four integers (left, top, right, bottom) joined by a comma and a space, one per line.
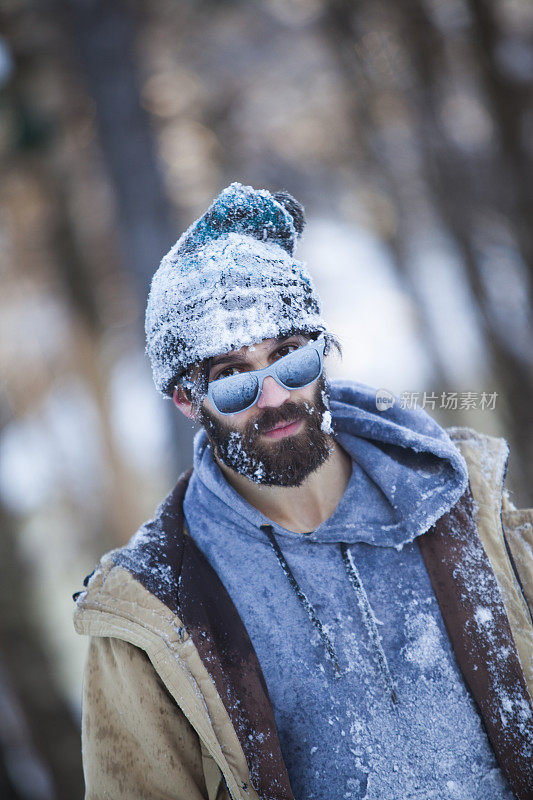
189, 378, 469, 549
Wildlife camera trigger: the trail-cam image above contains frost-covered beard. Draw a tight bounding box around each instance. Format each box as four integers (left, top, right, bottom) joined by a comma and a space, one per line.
199, 376, 333, 487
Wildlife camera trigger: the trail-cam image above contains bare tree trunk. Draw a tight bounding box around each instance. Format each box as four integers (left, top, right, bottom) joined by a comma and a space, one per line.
320, 0, 533, 504
395, 0, 533, 505
320, 0, 453, 387
467, 0, 533, 297
56, 0, 194, 475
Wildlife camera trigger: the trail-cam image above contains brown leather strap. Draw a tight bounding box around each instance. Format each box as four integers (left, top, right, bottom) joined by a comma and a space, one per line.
179, 535, 294, 799
419, 486, 533, 800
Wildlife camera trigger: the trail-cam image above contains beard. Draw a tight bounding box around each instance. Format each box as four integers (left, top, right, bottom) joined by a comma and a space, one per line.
198, 376, 333, 487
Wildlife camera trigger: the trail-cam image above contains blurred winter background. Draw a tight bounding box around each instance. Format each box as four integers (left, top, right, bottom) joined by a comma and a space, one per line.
1, 0, 533, 795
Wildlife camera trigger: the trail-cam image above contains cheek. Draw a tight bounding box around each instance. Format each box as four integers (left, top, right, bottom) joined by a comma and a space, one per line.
295, 383, 320, 407
203, 397, 217, 416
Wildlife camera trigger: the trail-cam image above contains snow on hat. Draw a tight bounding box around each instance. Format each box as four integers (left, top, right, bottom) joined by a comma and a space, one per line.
145, 181, 330, 397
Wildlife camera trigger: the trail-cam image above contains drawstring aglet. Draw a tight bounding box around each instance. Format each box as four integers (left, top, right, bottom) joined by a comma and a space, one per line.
330, 653, 342, 678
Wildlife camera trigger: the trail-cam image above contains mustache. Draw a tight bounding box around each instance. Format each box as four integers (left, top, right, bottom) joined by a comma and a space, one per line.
250, 401, 315, 435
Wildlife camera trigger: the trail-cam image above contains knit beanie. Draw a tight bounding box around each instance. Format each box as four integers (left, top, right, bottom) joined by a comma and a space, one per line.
145, 181, 330, 397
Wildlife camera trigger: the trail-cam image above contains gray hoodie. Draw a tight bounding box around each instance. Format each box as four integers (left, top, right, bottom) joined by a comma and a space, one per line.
183, 379, 512, 799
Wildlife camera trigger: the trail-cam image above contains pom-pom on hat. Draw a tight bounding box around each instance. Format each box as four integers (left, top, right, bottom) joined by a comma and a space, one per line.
145, 182, 330, 397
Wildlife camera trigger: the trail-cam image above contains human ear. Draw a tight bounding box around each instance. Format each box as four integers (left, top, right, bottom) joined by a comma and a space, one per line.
172, 387, 198, 420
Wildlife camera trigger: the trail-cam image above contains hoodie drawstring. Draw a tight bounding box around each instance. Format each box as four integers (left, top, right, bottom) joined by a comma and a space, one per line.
261, 524, 397, 704
340, 543, 397, 704
261, 525, 341, 676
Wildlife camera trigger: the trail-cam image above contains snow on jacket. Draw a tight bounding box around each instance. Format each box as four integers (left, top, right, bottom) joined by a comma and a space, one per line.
73, 427, 533, 800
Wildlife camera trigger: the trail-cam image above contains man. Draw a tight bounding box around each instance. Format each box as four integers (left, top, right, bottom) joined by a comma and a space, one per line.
74, 182, 533, 799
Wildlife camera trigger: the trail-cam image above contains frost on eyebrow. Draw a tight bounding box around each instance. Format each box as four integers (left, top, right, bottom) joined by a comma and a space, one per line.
209, 351, 251, 370
210, 334, 309, 372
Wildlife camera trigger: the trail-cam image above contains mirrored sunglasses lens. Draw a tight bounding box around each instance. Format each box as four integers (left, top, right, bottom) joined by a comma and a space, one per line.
211, 373, 259, 414
276, 348, 321, 389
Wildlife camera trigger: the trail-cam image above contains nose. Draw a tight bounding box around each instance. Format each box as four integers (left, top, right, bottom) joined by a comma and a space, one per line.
256, 375, 291, 409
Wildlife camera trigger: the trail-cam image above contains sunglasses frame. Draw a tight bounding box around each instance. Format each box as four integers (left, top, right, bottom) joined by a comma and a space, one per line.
206, 333, 326, 415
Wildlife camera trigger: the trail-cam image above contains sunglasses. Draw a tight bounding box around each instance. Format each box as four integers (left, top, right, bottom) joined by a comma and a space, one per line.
205, 334, 326, 415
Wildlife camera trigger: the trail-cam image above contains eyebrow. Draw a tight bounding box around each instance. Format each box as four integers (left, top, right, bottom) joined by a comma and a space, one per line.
209, 335, 298, 371
210, 352, 249, 369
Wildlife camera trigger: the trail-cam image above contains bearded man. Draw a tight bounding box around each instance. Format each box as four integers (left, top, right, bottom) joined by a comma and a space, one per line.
74, 183, 533, 800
